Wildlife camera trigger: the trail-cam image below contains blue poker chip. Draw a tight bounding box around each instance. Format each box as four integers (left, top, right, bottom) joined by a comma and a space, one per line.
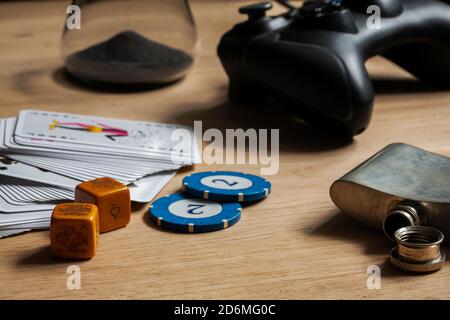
182, 171, 271, 202
149, 193, 241, 233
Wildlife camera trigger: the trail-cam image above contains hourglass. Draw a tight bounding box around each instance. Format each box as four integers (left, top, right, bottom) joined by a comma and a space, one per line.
61, 0, 198, 85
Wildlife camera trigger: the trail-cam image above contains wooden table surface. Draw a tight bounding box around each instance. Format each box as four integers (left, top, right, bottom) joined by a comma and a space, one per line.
1, 0, 450, 300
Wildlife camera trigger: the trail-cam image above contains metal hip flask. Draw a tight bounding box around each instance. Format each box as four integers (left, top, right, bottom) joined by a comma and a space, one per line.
330, 143, 450, 241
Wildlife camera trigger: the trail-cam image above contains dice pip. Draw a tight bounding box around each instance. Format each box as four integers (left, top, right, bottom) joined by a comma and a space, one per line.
75, 177, 131, 233
50, 203, 99, 259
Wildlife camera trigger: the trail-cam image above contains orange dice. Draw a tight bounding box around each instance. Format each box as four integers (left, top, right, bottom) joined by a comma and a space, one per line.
50, 203, 99, 259
75, 177, 131, 233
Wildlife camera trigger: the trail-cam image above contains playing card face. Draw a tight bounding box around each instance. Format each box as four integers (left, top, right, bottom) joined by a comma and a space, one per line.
1, 117, 183, 186
15, 110, 200, 162
5, 117, 195, 165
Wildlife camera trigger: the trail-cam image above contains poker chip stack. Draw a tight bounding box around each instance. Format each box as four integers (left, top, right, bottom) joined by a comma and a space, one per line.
148, 171, 272, 233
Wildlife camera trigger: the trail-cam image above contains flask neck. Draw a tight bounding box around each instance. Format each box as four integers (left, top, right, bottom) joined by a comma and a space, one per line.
383, 203, 424, 241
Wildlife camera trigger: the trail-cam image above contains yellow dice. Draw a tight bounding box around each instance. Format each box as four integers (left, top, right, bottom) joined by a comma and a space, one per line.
75, 177, 131, 233
50, 203, 99, 259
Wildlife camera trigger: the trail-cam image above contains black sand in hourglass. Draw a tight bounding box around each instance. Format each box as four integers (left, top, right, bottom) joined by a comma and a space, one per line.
65, 30, 194, 85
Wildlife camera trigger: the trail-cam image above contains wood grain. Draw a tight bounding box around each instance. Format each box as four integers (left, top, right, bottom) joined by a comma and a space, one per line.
1, 0, 450, 299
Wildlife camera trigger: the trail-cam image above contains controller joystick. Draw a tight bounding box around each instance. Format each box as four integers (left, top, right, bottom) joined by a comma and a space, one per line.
239, 2, 273, 21
218, 0, 450, 137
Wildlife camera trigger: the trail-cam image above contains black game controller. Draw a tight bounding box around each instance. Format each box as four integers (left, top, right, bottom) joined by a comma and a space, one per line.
218, 0, 450, 137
